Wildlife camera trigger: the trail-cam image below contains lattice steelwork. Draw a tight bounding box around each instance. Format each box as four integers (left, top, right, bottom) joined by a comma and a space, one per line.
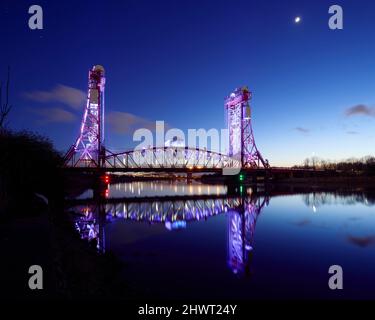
73, 195, 267, 271
64, 65, 106, 167
74, 204, 106, 252
225, 87, 269, 168
63, 67, 268, 170
104, 198, 242, 222
227, 197, 266, 275
73, 198, 243, 252
104, 147, 241, 169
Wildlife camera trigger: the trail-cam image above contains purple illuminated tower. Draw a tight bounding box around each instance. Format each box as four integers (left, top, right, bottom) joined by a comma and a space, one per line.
227, 197, 267, 276
225, 87, 268, 168
64, 65, 106, 167
227, 205, 257, 275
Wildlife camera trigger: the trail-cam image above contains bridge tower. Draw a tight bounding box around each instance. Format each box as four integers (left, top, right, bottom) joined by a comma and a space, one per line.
225, 87, 268, 168
64, 65, 106, 167
227, 197, 265, 275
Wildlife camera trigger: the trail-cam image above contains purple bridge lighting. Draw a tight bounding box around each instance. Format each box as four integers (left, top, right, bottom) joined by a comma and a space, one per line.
63, 65, 269, 172
72, 195, 268, 276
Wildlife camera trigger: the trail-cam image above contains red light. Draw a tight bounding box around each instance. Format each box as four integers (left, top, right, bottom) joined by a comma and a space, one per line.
103, 175, 110, 184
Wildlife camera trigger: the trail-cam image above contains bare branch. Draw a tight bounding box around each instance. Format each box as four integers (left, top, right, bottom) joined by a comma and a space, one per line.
0, 66, 12, 129
6, 66, 10, 106
0, 81, 2, 111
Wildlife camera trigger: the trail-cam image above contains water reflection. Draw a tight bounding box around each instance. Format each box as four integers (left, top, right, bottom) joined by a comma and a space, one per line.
72, 182, 375, 288
74, 204, 106, 252
71, 191, 268, 276
303, 191, 375, 209
69, 181, 375, 297
227, 198, 267, 275
77, 181, 228, 199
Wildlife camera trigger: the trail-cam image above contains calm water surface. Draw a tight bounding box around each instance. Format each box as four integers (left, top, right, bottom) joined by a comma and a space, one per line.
70, 181, 375, 299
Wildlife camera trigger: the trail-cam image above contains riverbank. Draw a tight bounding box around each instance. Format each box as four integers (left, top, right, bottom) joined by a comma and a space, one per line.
270, 176, 375, 193
202, 173, 375, 187
0, 204, 55, 300
1, 194, 144, 300
50, 213, 138, 299
261, 179, 375, 204
275, 176, 375, 185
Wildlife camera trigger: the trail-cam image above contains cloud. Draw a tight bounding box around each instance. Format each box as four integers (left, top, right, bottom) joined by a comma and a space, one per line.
294, 127, 310, 134
346, 131, 359, 135
347, 235, 375, 248
24, 84, 86, 110
107, 111, 158, 134
30, 107, 77, 124
345, 104, 375, 117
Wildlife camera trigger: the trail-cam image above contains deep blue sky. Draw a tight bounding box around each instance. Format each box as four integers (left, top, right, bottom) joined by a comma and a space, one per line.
1, 0, 375, 165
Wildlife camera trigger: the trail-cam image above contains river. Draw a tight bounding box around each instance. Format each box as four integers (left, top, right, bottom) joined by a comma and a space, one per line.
68, 181, 375, 299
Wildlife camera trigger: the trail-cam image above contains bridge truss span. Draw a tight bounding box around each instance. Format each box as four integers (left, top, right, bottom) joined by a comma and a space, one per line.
64, 65, 269, 170
103, 147, 241, 170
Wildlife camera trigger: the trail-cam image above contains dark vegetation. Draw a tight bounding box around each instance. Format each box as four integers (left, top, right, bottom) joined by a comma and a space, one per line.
0, 129, 64, 219
0, 68, 130, 300
295, 156, 375, 176
0, 66, 64, 219
0, 129, 133, 299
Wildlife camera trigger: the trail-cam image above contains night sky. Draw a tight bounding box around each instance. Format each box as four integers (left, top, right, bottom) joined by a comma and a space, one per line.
1, 0, 375, 166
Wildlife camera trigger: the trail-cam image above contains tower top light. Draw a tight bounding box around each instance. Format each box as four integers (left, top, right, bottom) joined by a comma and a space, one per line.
225, 86, 251, 109
92, 65, 105, 74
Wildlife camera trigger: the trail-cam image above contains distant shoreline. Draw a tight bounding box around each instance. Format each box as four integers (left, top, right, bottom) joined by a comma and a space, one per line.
272, 176, 375, 186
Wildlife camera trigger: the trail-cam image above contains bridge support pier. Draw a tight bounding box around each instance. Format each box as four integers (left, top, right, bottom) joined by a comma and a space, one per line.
186, 172, 193, 183
92, 171, 109, 200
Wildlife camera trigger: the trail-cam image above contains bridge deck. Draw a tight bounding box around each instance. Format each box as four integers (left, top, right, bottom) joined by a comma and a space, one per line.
62, 166, 330, 175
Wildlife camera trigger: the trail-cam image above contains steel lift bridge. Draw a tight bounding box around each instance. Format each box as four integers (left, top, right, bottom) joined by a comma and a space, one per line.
63, 65, 269, 172
72, 193, 268, 275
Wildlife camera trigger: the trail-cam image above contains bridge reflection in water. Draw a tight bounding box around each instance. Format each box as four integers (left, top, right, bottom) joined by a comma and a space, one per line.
71, 194, 268, 276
